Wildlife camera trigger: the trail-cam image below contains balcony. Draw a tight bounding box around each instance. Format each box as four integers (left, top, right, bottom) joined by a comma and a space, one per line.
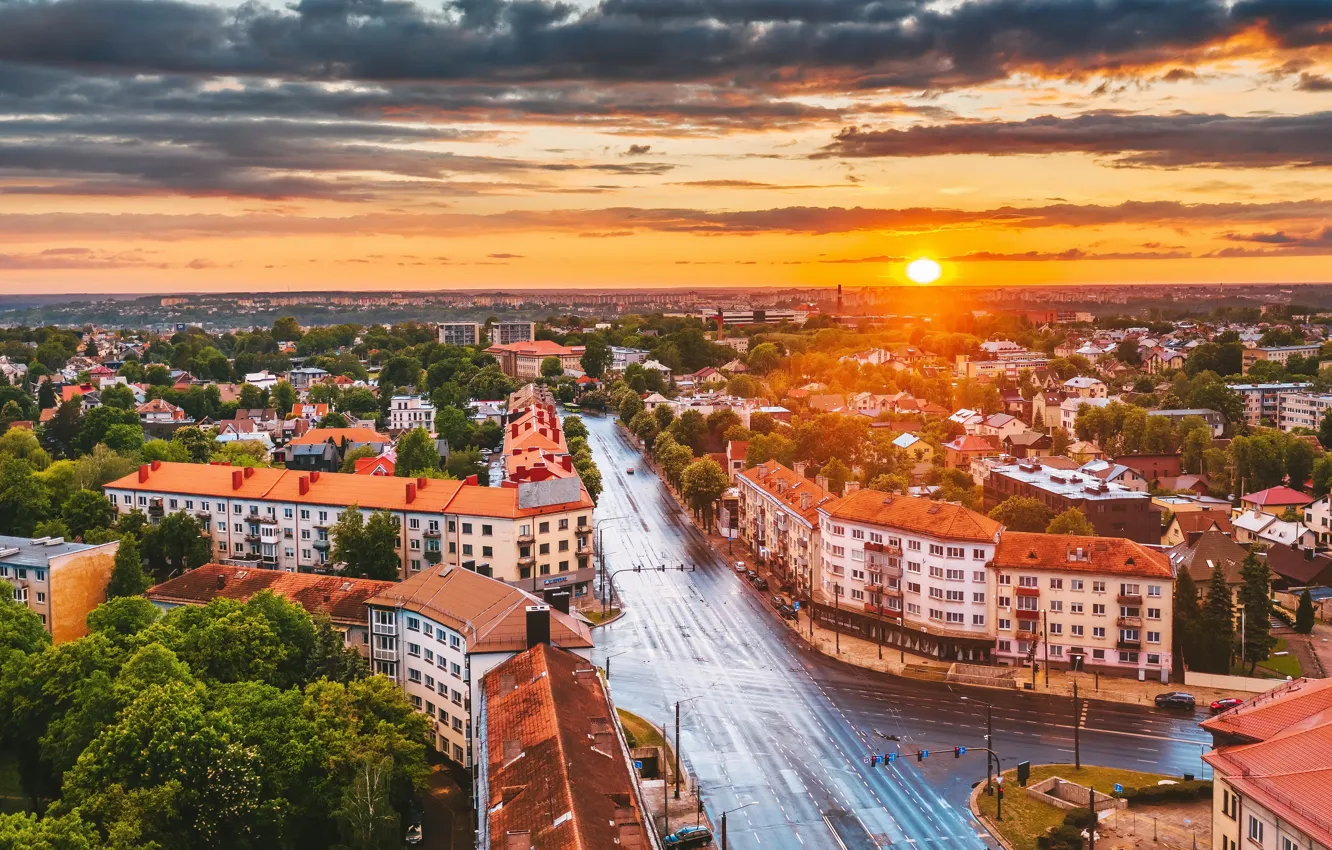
313, 539, 330, 551
424, 550, 442, 564
1016, 629, 1037, 641
253, 516, 278, 525
1117, 594, 1143, 605
372, 648, 398, 662
244, 533, 260, 543
371, 622, 396, 636
1117, 638, 1141, 650
865, 541, 903, 556
1015, 586, 1041, 598
518, 555, 535, 566
577, 543, 593, 556
423, 529, 441, 539
1117, 616, 1142, 628
518, 533, 535, 544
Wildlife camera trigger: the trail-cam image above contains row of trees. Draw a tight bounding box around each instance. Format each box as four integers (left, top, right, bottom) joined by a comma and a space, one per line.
0, 585, 427, 849
1175, 553, 1277, 675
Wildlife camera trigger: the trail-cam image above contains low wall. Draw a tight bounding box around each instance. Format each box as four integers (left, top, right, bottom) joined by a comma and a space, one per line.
947, 663, 1021, 690
1184, 670, 1286, 694
1027, 777, 1126, 813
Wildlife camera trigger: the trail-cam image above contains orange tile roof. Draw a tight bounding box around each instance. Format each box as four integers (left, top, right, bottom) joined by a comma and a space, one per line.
1202, 677, 1332, 743
287, 427, 390, 446
483, 643, 649, 850
104, 462, 591, 518
823, 489, 1001, 542
367, 565, 592, 654
487, 340, 577, 357
738, 461, 837, 524
1242, 485, 1315, 507
146, 563, 392, 626
944, 434, 1002, 453
991, 531, 1172, 578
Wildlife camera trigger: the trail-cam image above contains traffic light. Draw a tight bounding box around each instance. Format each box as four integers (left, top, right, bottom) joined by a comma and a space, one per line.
953, 747, 961, 759
886, 753, 896, 764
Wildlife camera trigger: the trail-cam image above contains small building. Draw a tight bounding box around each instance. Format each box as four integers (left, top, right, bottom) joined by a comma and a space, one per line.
388, 395, 436, 435
893, 432, 934, 463
1147, 408, 1226, 437
0, 535, 120, 644
943, 434, 1002, 470
1240, 486, 1315, 518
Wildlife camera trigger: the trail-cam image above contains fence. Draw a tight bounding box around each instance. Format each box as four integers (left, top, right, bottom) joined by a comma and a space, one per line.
1183, 671, 1287, 693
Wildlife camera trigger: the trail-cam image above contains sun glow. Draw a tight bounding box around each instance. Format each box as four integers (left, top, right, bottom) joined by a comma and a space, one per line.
905, 257, 942, 284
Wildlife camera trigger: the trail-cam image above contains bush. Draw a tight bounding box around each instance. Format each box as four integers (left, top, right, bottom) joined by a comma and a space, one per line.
1271, 604, 1294, 627
1063, 810, 1096, 830
1113, 780, 1212, 804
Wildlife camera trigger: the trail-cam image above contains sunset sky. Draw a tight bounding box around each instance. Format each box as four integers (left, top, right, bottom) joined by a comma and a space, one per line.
4, 0, 1332, 292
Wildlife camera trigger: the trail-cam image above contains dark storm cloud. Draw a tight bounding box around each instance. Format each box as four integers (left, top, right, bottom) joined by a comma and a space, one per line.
823, 111, 1332, 168
0, 0, 1325, 89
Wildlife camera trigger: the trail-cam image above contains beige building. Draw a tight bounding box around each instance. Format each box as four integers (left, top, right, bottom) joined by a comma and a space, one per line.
105, 461, 595, 599
735, 461, 838, 596
0, 535, 120, 644
1202, 678, 1332, 850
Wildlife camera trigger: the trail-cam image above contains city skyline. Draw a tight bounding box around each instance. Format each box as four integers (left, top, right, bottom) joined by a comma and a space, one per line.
3, 0, 1332, 292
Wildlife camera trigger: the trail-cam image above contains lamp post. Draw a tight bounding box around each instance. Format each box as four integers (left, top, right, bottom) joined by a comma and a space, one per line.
1042, 608, 1050, 687
603, 651, 627, 679
594, 514, 627, 611
720, 802, 756, 850
674, 696, 702, 800
961, 696, 995, 794
834, 584, 842, 655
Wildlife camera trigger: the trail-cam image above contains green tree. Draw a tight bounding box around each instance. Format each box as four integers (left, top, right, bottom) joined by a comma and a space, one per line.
336, 752, 400, 850
562, 415, 588, 440
1238, 553, 1276, 673
1320, 411, 1332, 451
318, 411, 350, 428
445, 447, 487, 484
747, 343, 782, 374
434, 406, 473, 451
331, 507, 401, 581
618, 393, 644, 427
0, 428, 52, 470
1200, 565, 1236, 674
988, 496, 1055, 532
340, 445, 379, 473
1173, 567, 1202, 671
1050, 427, 1072, 456
580, 336, 612, 379
1296, 588, 1316, 634
1285, 439, 1315, 490
61, 490, 115, 540
0, 578, 49, 655
37, 381, 57, 411
142, 511, 210, 579
105, 533, 151, 599
820, 458, 851, 494
171, 425, 214, 463
668, 409, 708, 456
272, 315, 303, 341
44, 399, 84, 458
99, 383, 136, 410
394, 427, 438, 477
1045, 508, 1096, 536
0, 458, 51, 537
1116, 339, 1141, 366
77, 405, 141, 455
681, 458, 728, 533
629, 410, 659, 446
270, 380, 297, 416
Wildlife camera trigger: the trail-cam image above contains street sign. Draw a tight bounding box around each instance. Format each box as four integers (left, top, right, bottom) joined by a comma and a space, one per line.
1017, 761, 1030, 787
634, 760, 643, 770
958, 746, 966, 755
1114, 783, 1123, 794
887, 753, 897, 763
793, 601, 800, 611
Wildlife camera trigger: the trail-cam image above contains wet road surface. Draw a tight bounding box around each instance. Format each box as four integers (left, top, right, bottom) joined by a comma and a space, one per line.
583, 414, 1211, 850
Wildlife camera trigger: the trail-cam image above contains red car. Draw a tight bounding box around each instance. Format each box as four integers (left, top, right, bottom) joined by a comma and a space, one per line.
1211, 697, 1244, 713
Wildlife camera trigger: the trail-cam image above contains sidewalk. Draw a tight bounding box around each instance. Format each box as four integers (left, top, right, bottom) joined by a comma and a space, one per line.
637, 437, 1254, 707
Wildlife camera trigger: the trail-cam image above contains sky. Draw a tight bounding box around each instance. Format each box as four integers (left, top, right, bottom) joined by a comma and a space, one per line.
4, 0, 1332, 293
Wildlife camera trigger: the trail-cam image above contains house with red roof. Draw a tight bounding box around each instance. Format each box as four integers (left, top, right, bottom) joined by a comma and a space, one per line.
943, 434, 1002, 470
1240, 485, 1315, 517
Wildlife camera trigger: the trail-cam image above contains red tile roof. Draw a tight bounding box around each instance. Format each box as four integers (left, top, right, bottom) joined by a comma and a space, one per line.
1242, 485, 1314, 507
288, 427, 389, 446
738, 460, 837, 524
146, 563, 393, 626
482, 643, 650, 850
992, 531, 1172, 578
823, 489, 1001, 542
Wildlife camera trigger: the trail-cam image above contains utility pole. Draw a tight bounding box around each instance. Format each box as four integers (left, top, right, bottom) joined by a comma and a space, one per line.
1043, 608, 1050, 687
675, 701, 682, 800
1088, 786, 1096, 850
663, 715, 669, 841
986, 702, 994, 793
1073, 680, 1081, 769
834, 584, 842, 655
877, 596, 884, 660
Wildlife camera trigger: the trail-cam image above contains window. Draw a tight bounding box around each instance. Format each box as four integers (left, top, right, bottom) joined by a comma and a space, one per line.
462, 523, 472, 534
906, 581, 921, 594
1071, 579, 1084, 591
1092, 648, 1105, 660
997, 640, 1011, 652
1093, 581, 1106, 593
1147, 654, 1161, 666
997, 595, 1011, 608
1147, 631, 1161, 644
946, 568, 964, 581
973, 549, 986, 560
1018, 575, 1038, 588
1070, 602, 1084, 614
907, 561, 921, 573
1071, 625, 1084, 637
1147, 585, 1162, 597
929, 608, 944, 621
539, 521, 549, 534
1249, 817, 1265, 843
1092, 604, 1106, 615
407, 643, 421, 657
450, 662, 461, 678
929, 544, 944, 556
907, 540, 921, 551
1147, 607, 1161, 620
973, 592, 985, 603
463, 544, 473, 556
946, 611, 964, 624
1049, 600, 1063, 613
1222, 790, 1238, 819
946, 590, 964, 602
946, 546, 964, 558
929, 587, 943, 600
972, 614, 985, 626
929, 565, 944, 579
1050, 578, 1063, 590
851, 529, 864, 540
998, 618, 1011, 631
906, 602, 921, 615
407, 617, 420, 631
850, 589, 864, 601
998, 574, 1011, 586
1120, 582, 1140, 596
1049, 645, 1064, 657
1093, 627, 1106, 638
482, 524, 493, 536
1119, 650, 1139, 663
1049, 623, 1063, 635
831, 524, 845, 536
482, 546, 493, 557
408, 668, 422, 683
409, 518, 420, 530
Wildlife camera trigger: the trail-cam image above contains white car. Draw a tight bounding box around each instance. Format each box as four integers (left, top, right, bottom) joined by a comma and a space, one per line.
626, 466, 636, 475
735, 561, 747, 572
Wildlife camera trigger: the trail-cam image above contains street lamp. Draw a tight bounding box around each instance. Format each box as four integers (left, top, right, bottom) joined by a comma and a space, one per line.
1042, 608, 1050, 687
594, 514, 627, 609
719, 802, 756, 850
603, 651, 627, 679
961, 696, 995, 794
674, 696, 703, 799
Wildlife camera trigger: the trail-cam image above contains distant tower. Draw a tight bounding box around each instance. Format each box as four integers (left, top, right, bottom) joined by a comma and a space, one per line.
837, 284, 843, 314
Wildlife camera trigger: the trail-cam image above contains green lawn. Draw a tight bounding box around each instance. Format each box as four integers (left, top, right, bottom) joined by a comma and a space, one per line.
584, 607, 622, 625
1230, 638, 1304, 679
974, 764, 1181, 850
617, 708, 665, 750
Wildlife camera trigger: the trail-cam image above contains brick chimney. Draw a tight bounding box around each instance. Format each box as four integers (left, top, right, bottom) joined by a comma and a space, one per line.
816, 474, 830, 492
150, 459, 162, 471
800, 492, 812, 509
310, 471, 320, 483
243, 466, 254, 478
417, 477, 427, 489
232, 469, 244, 490
299, 476, 310, 495
794, 461, 809, 478
561, 455, 573, 472
844, 481, 862, 495
525, 605, 551, 648
406, 482, 417, 504
138, 464, 150, 483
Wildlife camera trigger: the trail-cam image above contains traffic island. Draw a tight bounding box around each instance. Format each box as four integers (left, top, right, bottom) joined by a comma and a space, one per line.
969, 764, 1212, 850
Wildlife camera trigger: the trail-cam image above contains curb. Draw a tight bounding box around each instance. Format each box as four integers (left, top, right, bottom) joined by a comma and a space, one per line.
968, 777, 1017, 850
587, 608, 627, 629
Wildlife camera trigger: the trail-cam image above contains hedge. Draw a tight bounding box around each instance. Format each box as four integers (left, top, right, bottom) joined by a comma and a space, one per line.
1114, 780, 1212, 804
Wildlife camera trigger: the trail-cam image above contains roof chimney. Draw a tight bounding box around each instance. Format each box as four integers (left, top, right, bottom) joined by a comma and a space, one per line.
525, 605, 551, 648
844, 481, 862, 495
216, 573, 227, 589
417, 476, 427, 489
232, 469, 244, 490
794, 461, 809, 478
816, 474, 830, 493
150, 459, 162, 471
299, 476, 310, 496
800, 492, 812, 509
310, 471, 320, 483
465, 474, 478, 485
548, 591, 571, 616
561, 455, 573, 472
138, 464, 150, 483
243, 466, 254, 478
406, 482, 417, 504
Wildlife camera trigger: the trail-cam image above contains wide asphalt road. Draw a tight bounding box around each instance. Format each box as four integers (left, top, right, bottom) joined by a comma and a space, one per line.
583, 413, 1212, 850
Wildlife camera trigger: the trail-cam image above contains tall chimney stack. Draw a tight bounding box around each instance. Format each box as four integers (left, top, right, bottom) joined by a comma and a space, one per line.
525, 605, 551, 648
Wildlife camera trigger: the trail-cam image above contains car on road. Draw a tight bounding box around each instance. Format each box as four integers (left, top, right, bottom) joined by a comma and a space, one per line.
745, 569, 759, 582
1211, 697, 1244, 713
404, 805, 423, 845
753, 577, 769, 591
1154, 692, 1196, 710
664, 825, 713, 847
626, 466, 635, 474
734, 561, 747, 573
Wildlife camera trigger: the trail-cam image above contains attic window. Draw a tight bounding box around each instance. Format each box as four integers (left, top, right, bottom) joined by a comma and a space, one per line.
927, 506, 941, 515
1026, 550, 1038, 560
235, 570, 249, 579
1126, 557, 1136, 566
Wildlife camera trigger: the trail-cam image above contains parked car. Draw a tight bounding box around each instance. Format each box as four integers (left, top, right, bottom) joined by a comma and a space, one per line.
778, 604, 798, 621
664, 825, 713, 847
771, 595, 786, 608
753, 577, 769, 591
626, 466, 635, 475
1154, 692, 1196, 710
734, 561, 747, 573
745, 569, 758, 582
405, 805, 423, 845
1211, 697, 1244, 713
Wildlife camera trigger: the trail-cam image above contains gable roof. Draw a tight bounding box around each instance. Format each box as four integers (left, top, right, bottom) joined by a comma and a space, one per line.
823, 489, 1000, 542
288, 427, 390, 446
367, 564, 592, 654
738, 460, 837, 524
1242, 485, 1315, 507
992, 531, 1172, 578
146, 563, 393, 626
1172, 529, 1247, 586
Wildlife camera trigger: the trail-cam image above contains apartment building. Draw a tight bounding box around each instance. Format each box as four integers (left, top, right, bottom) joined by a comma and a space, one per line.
387, 394, 436, 435
1275, 391, 1332, 432
0, 535, 120, 644
982, 460, 1161, 543
486, 340, 583, 379
1242, 344, 1322, 374
610, 346, 650, 371
1063, 376, 1108, 399
735, 461, 838, 596
103, 462, 595, 596
1202, 678, 1332, 850
438, 322, 481, 347
476, 643, 654, 850
491, 321, 536, 345
365, 564, 593, 767
989, 532, 1173, 680
816, 490, 1001, 663
1230, 382, 1312, 427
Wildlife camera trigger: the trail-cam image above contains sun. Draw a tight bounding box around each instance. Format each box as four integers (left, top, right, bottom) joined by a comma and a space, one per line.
905, 257, 942, 284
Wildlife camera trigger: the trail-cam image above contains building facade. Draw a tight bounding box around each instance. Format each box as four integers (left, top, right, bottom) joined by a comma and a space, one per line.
735, 461, 836, 596
0, 535, 120, 644
104, 462, 595, 594
491, 322, 536, 345
982, 461, 1161, 543
438, 322, 481, 347
388, 394, 437, 435
1230, 383, 1312, 427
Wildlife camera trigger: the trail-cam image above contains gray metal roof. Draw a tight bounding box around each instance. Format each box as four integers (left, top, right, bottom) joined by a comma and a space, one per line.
0, 534, 107, 567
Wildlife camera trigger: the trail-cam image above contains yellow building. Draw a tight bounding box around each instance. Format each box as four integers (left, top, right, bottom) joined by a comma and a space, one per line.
0, 535, 120, 643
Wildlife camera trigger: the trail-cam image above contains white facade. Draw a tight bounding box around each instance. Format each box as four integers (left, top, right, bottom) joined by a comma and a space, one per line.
438, 322, 481, 347
389, 394, 437, 434
610, 346, 650, 371
1231, 383, 1313, 427
1210, 777, 1329, 850
1275, 391, 1332, 432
